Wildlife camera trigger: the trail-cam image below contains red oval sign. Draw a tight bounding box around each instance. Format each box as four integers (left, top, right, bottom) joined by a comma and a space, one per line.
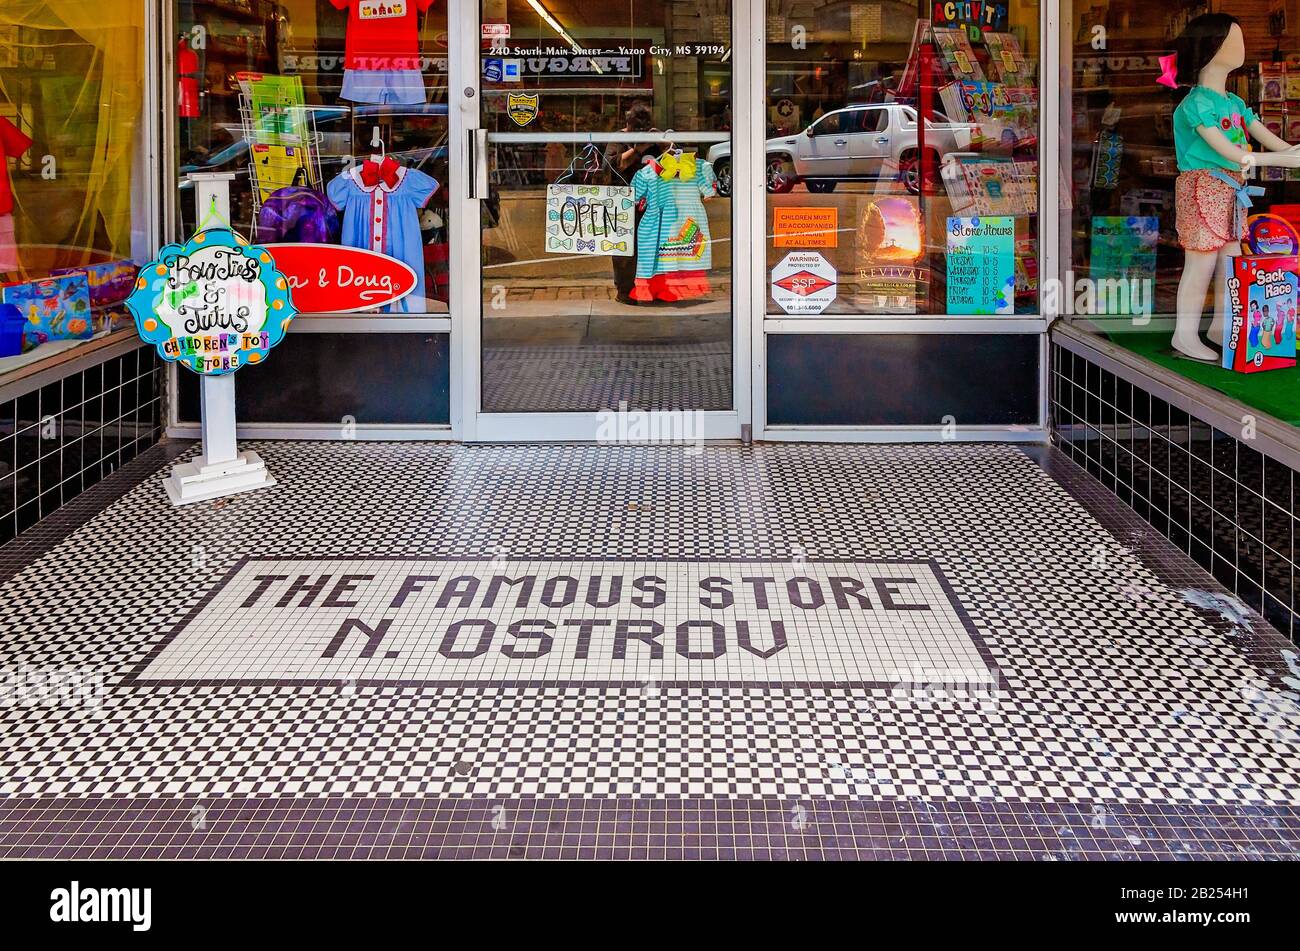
266, 244, 418, 314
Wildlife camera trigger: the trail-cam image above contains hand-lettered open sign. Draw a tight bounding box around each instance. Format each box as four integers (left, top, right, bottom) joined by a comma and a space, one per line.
267, 244, 419, 314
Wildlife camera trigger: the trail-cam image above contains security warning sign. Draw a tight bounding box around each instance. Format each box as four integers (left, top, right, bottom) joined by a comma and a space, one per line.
770, 251, 838, 315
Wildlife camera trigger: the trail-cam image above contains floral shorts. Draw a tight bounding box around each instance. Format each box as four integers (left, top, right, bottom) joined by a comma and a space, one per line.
1175, 168, 1245, 252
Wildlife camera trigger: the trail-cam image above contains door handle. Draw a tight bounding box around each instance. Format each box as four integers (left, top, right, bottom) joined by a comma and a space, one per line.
876, 136, 890, 144
467, 128, 488, 199
833, 138, 847, 146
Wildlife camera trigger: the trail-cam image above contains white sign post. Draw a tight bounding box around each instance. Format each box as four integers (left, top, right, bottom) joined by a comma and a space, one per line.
162, 173, 276, 505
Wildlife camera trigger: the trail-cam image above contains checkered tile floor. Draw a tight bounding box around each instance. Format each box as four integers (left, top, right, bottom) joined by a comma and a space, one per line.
0, 441, 1298, 859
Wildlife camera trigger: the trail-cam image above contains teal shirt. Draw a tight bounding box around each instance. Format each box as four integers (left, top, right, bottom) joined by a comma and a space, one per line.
1173, 86, 1258, 172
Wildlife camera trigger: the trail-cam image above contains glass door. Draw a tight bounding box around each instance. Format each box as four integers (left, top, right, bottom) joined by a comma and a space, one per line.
457, 0, 749, 440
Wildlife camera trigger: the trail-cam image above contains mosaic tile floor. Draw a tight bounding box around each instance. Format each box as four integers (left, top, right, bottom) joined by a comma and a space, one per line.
0, 441, 1298, 859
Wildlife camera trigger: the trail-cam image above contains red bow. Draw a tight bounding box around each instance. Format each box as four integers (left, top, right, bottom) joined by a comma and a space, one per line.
361, 156, 401, 188
1157, 53, 1178, 89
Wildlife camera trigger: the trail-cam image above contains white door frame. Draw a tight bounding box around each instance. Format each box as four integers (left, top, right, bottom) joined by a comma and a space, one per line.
450, 0, 754, 442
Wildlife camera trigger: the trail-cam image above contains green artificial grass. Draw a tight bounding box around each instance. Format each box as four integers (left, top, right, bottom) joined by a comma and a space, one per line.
1104, 331, 1300, 426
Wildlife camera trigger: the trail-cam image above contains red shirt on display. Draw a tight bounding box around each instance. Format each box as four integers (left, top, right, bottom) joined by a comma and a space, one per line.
329, 0, 435, 72
0, 117, 33, 216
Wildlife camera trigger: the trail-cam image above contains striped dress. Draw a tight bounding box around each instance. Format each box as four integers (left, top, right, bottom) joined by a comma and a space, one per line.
630, 156, 718, 302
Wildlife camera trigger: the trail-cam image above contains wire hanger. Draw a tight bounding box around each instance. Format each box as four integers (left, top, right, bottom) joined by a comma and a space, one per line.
554, 142, 628, 186
196, 194, 235, 234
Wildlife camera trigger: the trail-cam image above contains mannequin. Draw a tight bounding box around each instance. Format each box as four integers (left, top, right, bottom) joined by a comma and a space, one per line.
1167, 14, 1300, 361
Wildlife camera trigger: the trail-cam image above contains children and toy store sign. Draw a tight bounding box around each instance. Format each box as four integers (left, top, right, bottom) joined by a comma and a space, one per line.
127, 229, 297, 375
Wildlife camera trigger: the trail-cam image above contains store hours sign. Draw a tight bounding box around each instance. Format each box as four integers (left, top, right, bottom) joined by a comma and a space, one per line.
127, 229, 297, 375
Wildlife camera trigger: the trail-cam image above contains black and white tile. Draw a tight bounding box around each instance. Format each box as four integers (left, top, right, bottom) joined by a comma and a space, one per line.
0, 441, 1297, 858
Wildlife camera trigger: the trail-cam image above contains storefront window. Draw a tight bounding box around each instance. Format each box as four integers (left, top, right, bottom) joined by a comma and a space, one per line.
1065, 3, 1300, 423
0, 0, 149, 375
763, 1, 1041, 318
174, 0, 451, 315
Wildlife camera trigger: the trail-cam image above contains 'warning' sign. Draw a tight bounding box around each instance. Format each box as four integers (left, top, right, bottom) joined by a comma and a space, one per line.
770, 251, 838, 315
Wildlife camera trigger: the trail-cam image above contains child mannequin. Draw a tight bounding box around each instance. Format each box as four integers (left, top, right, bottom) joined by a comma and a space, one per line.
1169, 14, 1300, 361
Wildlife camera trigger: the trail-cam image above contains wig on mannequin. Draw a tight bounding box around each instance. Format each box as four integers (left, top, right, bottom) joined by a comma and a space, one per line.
1173, 13, 1241, 87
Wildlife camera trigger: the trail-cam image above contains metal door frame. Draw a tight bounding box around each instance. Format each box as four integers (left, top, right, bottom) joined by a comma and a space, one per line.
450, 0, 753, 441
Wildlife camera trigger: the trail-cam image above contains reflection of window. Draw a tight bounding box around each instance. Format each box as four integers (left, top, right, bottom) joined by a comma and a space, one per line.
900, 107, 952, 128
174, 0, 453, 314
858, 108, 888, 133
809, 113, 846, 136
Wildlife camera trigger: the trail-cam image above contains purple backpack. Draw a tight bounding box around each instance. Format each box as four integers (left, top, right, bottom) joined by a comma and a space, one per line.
257, 187, 341, 245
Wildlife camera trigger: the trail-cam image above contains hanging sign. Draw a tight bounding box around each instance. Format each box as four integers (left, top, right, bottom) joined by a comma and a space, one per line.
267, 245, 418, 313
545, 183, 635, 256
770, 251, 838, 315
945, 215, 1015, 315
127, 229, 296, 375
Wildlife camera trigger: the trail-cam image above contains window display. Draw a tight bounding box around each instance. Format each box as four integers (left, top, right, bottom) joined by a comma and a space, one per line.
629, 151, 720, 303
174, 0, 450, 315
1165, 13, 1300, 361
0, 0, 149, 371
331, 0, 434, 104
760, 2, 1042, 317
1066, 0, 1300, 423
0, 116, 33, 277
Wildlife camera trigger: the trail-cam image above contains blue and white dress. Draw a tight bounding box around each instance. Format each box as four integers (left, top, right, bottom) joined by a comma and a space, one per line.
327, 164, 438, 313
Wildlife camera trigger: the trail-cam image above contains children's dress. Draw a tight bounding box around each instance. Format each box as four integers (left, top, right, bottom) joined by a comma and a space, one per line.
327, 158, 438, 313
0, 117, 33, 272
630, 154, 718, 302
330, 0, 434, 104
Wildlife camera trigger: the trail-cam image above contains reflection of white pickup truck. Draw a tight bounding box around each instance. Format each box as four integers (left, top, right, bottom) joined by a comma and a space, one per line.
706, 103, 974, 196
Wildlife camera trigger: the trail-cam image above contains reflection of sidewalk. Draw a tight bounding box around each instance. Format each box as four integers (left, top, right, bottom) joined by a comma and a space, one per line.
485, 306, 730, 346
483, 341, 733, 411
493, 283, 732, 310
